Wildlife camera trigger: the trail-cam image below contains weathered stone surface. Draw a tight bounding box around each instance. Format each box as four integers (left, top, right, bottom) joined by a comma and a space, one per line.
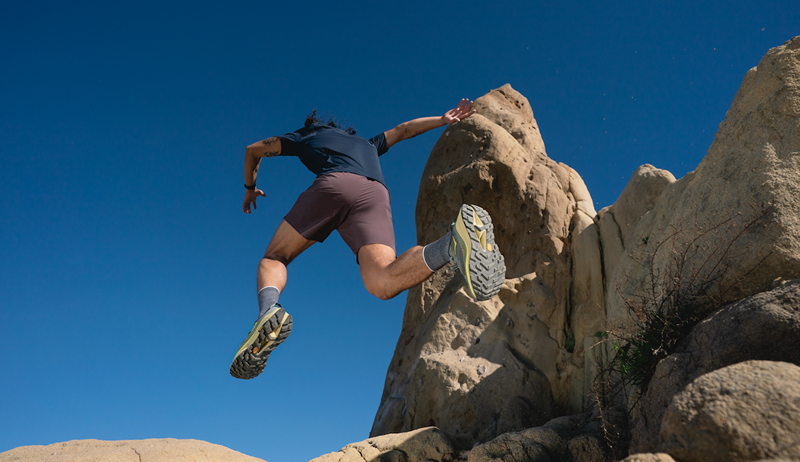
619, 454, 676, 462
567, 435, 608, 462
372, 84, 592, 444
0, 439, 264, 462
595, 164, 675, 281
310, 427, 456, 462
630, 279, 800, 453
373, 35, 800, 458
467, 427, 568, 462
607, 36, 800, 326
658, 361, 800, 462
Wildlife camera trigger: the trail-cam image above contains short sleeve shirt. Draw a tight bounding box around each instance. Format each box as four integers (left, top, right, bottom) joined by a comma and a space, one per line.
277, 124, 390, 188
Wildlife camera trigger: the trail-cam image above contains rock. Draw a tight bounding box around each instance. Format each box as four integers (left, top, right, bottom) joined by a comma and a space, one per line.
658, 361, 800, 462
619, 454, 676, 462
373, 35, 800, 453
595, 164, 675, 280
372, 84, 585, 444
567, 435, 608, 462
467, 427, 568, 462
310, 427, 456, 462
606, 36, 800, 326
630, 279, 800, 452
0, 439, 264, 462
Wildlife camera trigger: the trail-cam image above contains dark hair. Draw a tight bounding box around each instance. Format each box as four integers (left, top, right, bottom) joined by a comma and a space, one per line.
304, 109, 357, 135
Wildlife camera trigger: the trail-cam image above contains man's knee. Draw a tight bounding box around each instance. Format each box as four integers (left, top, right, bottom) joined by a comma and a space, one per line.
364, 280, 397, 301
261, 254, 291, 267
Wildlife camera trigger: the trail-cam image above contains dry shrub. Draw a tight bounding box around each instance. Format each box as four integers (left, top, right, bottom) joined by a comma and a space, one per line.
588, 203, 773, 456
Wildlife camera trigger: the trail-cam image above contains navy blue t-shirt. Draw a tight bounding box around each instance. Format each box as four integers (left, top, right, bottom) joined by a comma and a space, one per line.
277, 123, 390, 188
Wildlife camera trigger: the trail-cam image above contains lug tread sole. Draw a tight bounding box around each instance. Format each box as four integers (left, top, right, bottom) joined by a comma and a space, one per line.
458, 204, 506, 301
230, 307, 292, 380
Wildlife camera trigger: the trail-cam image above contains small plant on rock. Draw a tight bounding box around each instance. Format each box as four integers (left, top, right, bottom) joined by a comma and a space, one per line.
589, 203, 773, 455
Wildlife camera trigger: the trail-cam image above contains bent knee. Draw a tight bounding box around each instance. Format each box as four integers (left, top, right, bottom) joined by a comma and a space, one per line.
364, 281, 397, 301
261, 254, 291, 267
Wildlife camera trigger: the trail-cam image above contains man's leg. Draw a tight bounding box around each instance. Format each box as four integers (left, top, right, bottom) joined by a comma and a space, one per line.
358, 243, 433, 300
258, 219, 316, 293
230, 219, 314, 380
358, 204, 507, 303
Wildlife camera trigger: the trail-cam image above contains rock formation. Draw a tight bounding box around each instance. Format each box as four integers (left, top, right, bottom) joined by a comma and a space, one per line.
658, 361, 800, 462
367, 35, 800, 460
371, 83, 605, 447
0, 439, 265, 462
602, 34, 800, 331
630, 279, 800, 453
309, 427, 457, 462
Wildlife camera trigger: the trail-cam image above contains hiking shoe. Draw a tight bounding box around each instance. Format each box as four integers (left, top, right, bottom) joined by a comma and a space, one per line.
230, 304, 292, 380
450, 204, 506, 301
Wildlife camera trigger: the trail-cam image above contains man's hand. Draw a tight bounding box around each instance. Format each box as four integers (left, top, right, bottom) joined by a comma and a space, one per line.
243, 188, 266, 214
441, 99, 476, 125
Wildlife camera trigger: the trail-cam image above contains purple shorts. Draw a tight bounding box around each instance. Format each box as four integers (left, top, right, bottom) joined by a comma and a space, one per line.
284, 172, 396, 257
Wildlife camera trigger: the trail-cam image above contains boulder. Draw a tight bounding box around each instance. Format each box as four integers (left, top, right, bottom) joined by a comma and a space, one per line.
567, 435, 608, 462
467, 427, 568, 462
309, 427, 456, 462
595, 164, 675, 280
0, 439, 264, 462
619, 455, 676, 462
658, 361, 800, 462
372, 84, 599, 444
606, 36, 800, 326
630, 279, 800, 452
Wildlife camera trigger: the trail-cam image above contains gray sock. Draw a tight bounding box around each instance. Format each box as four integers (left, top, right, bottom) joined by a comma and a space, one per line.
257, 286, 280, 318
422, 231, 452, 272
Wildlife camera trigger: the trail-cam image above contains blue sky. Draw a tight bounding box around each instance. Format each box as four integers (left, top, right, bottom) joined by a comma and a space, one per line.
1, 1, 797, 461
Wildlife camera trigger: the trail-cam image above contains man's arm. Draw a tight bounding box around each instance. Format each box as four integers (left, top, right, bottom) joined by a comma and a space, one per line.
383, 99, 475, 148
243, 136, 282, 214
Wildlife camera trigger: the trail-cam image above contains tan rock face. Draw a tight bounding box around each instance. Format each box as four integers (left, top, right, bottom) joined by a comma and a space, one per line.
372, 35, 800, 459
309, 427, 456, 462
658, 361, 800, 462
596, 164, 675, 281
467, 427, 568, 462
0, 439, 264, 462
371, 84, 601, 445
620, 454, 676, 462
606, 36, 800, 326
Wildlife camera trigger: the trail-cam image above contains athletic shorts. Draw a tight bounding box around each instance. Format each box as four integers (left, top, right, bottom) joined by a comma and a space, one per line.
284, 172, 396, 258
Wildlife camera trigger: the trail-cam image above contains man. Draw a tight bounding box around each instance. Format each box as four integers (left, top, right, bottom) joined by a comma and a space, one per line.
231, 100, 506, 379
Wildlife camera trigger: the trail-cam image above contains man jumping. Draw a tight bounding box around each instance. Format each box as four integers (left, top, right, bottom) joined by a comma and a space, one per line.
230, 99, 506, 379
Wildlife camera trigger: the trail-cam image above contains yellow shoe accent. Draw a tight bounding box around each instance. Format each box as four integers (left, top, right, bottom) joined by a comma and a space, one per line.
473, 209, 484, 227
476, 229, 487, 251
255, 312, 289, 354
233, 305, 281, 359
453, 211, 474, 297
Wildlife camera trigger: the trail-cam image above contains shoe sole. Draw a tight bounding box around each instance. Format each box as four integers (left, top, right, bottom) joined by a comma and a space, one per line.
230, 304, 292, 380
452, 204, 506, 301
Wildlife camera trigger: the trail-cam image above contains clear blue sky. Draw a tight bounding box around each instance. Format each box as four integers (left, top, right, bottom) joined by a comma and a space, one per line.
1, 1, 797, 461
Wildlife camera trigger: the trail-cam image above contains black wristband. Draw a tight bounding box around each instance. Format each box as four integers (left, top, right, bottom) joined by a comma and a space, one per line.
244, 183, 256, 190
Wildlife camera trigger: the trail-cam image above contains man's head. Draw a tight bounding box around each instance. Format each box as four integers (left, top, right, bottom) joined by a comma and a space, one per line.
304, 109, 356, 135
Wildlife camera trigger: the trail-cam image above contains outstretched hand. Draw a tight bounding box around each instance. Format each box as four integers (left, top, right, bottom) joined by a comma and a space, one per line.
243, 188, 266, 214
442, 99, 476, 125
